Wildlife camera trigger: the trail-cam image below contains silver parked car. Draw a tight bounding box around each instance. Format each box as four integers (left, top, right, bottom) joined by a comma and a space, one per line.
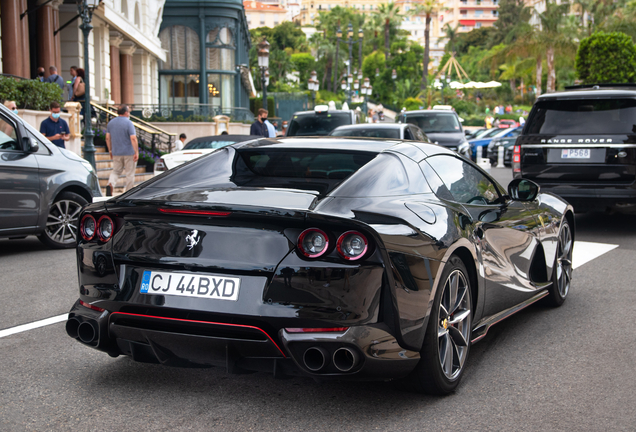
329, 123, 429, 141
0, 104, 101, 248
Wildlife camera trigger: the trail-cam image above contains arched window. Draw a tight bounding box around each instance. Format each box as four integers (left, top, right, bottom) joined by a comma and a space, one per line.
159, 25, 200, 70
134, 3, 140, 27
121, 0, 128, 18
206, 27, 235, 71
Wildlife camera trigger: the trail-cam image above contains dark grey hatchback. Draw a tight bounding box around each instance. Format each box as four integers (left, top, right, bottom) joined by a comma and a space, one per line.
515, 85, 636, 211
0, 105, 101, 248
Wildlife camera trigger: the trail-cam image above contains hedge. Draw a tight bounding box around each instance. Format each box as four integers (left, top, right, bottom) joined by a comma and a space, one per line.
249, 96, 275, 117
0, 77, 63, 110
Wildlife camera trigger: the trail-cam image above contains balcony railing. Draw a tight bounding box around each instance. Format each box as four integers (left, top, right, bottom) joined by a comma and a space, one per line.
130, 104, 254, 123
459, 1, 499, 7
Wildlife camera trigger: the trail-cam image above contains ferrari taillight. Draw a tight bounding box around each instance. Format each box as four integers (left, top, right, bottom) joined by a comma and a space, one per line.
336, 231, 368, 261
97, 215, 114, 242
297, 228, 329, 258
80, 214, 96, 241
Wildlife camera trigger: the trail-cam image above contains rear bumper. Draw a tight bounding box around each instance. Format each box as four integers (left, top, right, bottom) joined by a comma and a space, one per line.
68, 301, 420, 380
529, 183, 636, 210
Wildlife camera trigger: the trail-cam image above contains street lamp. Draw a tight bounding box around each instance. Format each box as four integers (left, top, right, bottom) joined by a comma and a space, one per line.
392, 69, 397, 80
77, 0, 102, 171
258, 39, 270, 111
342, 22, 363, 105
333, 26, 342, 91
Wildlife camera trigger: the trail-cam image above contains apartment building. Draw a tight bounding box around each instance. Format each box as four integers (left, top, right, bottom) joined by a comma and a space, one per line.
244, 1, 289, 28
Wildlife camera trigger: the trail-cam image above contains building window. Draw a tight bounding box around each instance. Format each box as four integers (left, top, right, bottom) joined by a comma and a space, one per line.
492, 10, 498, 16
206, 27, 236, 71
208, 74, 234, 110
121, 0, 128, 17
405, 5, 410, 11
274, 21, 279, 25
159, 25, 200, 70
160, 74, 200, 106
476, 22, 482, 28
318, 4, 321, 9
260, 13, 265, 24
475, 9, 483, 16
134, 2, 140, 27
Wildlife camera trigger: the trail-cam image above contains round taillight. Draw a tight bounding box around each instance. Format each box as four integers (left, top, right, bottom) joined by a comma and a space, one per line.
97, 215, 114, 242
80, 214, 96, 241
298, 228, 329, 258
337, 231, 368, 261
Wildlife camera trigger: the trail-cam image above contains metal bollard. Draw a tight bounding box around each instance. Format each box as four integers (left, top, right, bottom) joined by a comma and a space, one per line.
476, 145, 483, 161
497, 145, 505, 168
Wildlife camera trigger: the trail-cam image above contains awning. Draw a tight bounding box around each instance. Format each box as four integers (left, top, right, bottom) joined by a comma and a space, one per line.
459, 20, 476, 26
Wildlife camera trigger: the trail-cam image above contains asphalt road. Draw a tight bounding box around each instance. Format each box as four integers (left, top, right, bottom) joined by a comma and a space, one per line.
1, 167, 635, 431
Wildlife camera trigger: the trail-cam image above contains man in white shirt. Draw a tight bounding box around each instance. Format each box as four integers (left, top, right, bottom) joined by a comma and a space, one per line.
174, 133, 186, 152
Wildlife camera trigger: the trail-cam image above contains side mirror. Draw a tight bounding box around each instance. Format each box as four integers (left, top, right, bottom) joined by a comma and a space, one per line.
508, 178, 539, 201
464, 130, 471, 136
22, 136, 38, 153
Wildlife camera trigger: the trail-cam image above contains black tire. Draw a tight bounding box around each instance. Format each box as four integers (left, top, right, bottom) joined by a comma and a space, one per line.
410, 255, 473, 395
38, 191, 88, 249
543, 220, 573, 307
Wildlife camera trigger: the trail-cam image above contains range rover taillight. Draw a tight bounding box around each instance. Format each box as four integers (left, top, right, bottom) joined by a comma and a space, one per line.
513, 145, 521, 174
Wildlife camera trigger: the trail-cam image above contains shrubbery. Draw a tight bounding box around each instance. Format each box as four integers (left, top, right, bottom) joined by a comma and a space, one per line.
0, 77, 63, 110
576, 31, 636, 84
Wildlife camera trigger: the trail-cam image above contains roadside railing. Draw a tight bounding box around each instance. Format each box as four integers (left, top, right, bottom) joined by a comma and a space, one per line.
129, 104, 254, 122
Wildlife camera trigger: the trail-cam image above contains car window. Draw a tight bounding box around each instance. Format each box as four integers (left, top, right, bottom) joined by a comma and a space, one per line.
403, 128, 413, 140
526, 98, 636, 135
330, 127, 401, 139
183, 140, 236, 150
332, 153, 430, 197
405, 113, 461, 133
413, 127, 427, 141
287, 112, 352, 136
0, 116, 20, 151
426, 155, 501, 205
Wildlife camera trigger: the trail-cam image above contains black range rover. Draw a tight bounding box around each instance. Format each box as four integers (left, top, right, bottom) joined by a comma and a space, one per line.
514, 85, 636, 211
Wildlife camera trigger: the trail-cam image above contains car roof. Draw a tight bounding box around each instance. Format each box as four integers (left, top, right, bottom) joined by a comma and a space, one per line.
538, 88, 636, 100
290, 110, 353, 116
232, 136, 453, 158
401, 109, 459, 115
187, 135, 261, 144
331, 124, 406, 131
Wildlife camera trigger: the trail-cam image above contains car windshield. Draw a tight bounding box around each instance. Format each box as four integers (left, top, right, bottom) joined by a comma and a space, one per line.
330, 127, 400, 139
405, 113, 461, 133
287, 112, 352, 136
526, 98, 636, 134
183, 140, 237, 150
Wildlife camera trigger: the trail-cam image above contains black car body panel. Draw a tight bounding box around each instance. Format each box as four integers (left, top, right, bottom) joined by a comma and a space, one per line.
516, 86, 636, 210
68, 137, 574, 386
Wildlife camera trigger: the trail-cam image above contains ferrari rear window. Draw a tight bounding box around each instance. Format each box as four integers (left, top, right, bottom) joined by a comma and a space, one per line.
233, 149, 376, 195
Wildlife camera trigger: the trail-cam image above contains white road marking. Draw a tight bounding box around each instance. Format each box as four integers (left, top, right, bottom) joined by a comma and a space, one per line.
573, 241, 618, 269
0, 314, 68, 339
0, 242, 620, 339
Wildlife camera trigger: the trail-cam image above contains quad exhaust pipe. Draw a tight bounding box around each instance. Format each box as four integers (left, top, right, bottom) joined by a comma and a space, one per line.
66, 317, 98, 344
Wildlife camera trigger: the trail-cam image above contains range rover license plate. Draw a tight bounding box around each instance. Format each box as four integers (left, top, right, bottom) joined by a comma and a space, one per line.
140, 270, 240, 301
561, 148, 590, 159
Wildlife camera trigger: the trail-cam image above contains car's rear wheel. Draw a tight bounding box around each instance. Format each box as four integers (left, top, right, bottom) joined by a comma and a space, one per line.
38, 191, 88, 249
411, 255, 472, 395
543, 220, 573, 307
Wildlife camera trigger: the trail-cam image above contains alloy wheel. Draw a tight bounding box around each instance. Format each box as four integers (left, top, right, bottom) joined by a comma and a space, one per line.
555, 223, 573, 298
44, 199, 82, 245
438, 269, 472, 380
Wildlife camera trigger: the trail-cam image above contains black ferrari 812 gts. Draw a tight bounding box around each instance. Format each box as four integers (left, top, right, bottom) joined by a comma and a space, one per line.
67, 137, 574, 394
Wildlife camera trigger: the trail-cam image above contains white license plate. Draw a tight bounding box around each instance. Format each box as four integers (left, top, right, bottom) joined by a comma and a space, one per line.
561, 148, 590, 159
140, 270, 240, 301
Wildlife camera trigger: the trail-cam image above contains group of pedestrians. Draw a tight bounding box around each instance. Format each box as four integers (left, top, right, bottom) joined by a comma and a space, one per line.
250, 108, 287, 137
37, 65, 85, 103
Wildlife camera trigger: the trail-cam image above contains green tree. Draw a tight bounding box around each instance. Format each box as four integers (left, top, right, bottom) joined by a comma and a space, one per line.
374, 3, 401, 60
441, 23, 460, 53
576, 31, 636, 83
491, 0, 532, 45
408, 0, 443, 89
291, 53, 316, 88
454, 27, 496, 55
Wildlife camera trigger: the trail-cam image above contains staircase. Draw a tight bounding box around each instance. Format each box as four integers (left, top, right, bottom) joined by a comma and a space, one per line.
91, 144, 155, 195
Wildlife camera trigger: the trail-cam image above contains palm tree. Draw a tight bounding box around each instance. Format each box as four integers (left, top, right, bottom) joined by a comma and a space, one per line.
440, 23, 459, 53
315, 37, 337, 92
374, 3, 401, 60
409, 0, 444, 90
535, 0, 576, 92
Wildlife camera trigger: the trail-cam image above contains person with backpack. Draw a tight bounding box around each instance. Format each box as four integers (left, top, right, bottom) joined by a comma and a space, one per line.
45, 66, 64, 90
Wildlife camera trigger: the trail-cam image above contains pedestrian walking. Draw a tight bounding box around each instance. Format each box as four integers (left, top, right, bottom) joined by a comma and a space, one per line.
36, 67, 45, 82
40, 102, 70, 148
105, 105, 138, 196
175, 133, 186, 152
72, 68, 85, 102
68, 66, 78, 101
250, 108, 269, 137
45, 66, 65, 90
